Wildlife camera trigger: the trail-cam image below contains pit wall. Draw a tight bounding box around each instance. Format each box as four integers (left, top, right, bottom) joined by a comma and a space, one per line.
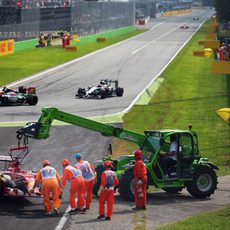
14, 25, 135, 52
161, 9, 192, 17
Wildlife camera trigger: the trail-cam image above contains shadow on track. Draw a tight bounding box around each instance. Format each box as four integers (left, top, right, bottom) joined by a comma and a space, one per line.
0, 196, 69, 219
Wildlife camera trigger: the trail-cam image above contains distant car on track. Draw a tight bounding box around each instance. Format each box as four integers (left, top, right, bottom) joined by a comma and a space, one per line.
76, 79, 124, 99
180, 25, 189, 29
0, 86, 38, 106
193, 17, 199, 20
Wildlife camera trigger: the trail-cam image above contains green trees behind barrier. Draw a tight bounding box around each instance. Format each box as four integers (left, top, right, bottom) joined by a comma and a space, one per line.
214, 0, 230, 22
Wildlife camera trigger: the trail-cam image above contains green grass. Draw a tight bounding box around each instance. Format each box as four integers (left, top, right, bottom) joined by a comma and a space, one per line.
155, 205, 230, 230
0, 29, 146, 86
114, 21, 230, 175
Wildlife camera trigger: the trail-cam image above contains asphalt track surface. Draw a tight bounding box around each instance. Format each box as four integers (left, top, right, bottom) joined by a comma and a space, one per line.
1, 9, 229, 230
0, 126, 112, 230
0, 127, 230, 230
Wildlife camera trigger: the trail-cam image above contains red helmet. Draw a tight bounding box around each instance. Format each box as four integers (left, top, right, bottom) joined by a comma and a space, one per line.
134, 150, 142, 159
42, 160, 50, 166
104, 161, 112, 167
62, 159, 69, 166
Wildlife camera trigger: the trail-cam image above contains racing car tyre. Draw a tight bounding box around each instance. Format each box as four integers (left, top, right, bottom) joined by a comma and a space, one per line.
0, 96, 9, 105
0, 180, 4, 197
27, 95, 38, 105
77, 88, 86, 98
115, 87, 124, 97
100, 90, 107, 99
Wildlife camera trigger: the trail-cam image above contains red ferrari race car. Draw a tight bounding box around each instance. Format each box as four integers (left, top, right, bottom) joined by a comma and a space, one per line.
180, 25, 189, 29
0, 146, 41, 198
0, 86, 38, 106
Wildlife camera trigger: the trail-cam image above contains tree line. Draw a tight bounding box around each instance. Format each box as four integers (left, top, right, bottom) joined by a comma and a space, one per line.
214, 0, 230, 22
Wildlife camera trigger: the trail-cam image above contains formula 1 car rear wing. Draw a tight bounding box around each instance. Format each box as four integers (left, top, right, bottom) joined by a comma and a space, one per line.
0, 146, 29, 171
0, 146, 29, 163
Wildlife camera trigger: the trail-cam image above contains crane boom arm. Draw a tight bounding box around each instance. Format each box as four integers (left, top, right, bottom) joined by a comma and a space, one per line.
17, 107, 146, 147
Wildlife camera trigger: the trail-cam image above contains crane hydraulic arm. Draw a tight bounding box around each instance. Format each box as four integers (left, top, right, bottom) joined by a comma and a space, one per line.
16, 107, 146, 147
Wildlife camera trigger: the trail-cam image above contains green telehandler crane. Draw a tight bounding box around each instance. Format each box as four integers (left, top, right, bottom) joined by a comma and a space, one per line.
17, 107, 218, 201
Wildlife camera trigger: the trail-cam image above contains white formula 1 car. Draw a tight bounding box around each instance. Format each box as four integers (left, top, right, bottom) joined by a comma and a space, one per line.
76, 80, 124, 99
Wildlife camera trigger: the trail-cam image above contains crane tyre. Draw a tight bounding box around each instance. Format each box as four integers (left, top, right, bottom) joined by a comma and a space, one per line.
186, 166, 217, 198
92, 165, 105, 196
118, 167, 134, 201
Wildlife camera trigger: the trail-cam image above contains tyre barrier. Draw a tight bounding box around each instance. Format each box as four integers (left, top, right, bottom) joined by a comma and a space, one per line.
193, 51, 205, 57
65, 46, 77, 51
97, 37, 106, 42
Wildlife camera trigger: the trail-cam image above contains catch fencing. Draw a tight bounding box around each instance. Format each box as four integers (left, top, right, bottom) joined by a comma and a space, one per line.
0, 1, 158, 42
157, 1, 192, 13
0, 1, 138, 41
71, 1, 135, 37
0, 6, 40, 41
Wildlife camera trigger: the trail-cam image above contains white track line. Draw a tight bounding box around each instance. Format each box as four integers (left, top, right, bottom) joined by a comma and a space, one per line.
54, 206, 71, 230
124, 19, 206, 113
7, 21, 164, 88
93, 19, 206, 120
132, 20, 190, 54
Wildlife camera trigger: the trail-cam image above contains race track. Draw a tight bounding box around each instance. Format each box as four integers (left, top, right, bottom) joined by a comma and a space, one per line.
1, 9, 228, 230
1, 9, 212, 122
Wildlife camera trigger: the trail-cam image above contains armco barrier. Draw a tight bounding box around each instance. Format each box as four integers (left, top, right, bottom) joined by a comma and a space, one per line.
161, 9, 191, 17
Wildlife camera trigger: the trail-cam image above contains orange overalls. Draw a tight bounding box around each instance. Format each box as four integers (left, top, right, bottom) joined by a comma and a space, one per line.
75, 160, 95, 209
99, 169, 119, 218
62, 165, 85, 209
35, 166, 61, 212
219, 47, 225, 61
62, 34, 67, 48
134, 159, 147, 209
